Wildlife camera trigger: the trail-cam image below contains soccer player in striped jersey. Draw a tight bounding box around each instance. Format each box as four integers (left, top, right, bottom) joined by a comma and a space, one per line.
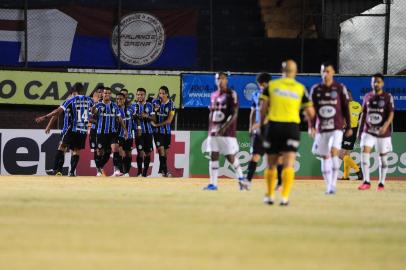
89, 87, 103, 169
36, 83, 93, 176
116, 92, 135, 176
152, 86, 175, 177
92, 87, 128, 177
132, 88, 156, 177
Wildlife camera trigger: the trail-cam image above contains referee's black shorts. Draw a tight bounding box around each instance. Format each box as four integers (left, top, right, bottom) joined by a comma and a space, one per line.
263, 121, 301, 154
341, 127, 358, 150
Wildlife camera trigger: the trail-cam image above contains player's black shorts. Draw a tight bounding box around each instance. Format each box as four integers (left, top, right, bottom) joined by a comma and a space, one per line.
96, 133, 118, 150
61, 130, 87, 150
263, 122, 300, 154
250, 131, 265, 156
154, 133, 171, 149
342, 127, 358, 150
89, 128, 97, 150
136, 133, 154, 153
118, 137, 133, 152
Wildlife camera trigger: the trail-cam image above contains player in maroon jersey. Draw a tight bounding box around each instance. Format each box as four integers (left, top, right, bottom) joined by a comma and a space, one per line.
309, 62, 352, 194
203, 72, 248, 190
358, 73, 394, 191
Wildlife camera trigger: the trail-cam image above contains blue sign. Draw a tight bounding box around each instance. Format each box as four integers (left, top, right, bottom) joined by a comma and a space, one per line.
182, 73, 406, 110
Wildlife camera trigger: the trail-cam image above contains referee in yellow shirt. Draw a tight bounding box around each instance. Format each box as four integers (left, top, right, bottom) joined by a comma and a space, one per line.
339, 90, 363, 180
260, 60, 315, 206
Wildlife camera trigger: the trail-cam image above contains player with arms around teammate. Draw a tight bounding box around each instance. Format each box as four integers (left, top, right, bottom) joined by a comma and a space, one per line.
260, 60, 315, 205
310, 62, 352, 195
92, 87, 128, 176
133, 88, 156, 177
204, 72, 247, 191
358, 73, 394, 191
116, 92, 135, 176
245, 73, 271, 185
35, 83, 93, 176
152, 86, 175, 177
339, 90, 363, 180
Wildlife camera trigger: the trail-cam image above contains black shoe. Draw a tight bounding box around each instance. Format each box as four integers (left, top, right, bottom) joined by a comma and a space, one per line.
280, 201, 289, 207
69, 172, 76, 177
356, 169, 363, 180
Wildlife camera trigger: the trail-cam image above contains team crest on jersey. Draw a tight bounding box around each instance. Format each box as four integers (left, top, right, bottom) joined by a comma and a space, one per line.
112, 109, 115, 113
378, 100, 385, 107
331, 91, 338, 99
100, 107, 105, 112
165, 107, 169, 113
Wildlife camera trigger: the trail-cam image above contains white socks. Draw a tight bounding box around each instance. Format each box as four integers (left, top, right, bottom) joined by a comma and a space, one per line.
361, 153, 370, 183
331, 156, 340, 192
209, 160, 219, 186
379, 155, 388, 185
233, 159, 244, 180
321, 158, 332, 193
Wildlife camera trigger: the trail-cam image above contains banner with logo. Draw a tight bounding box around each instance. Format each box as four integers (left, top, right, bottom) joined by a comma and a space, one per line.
189, 131, 406, 179
0, 130, 190, 177
182, 73, 406, 110
0, 70, 181, 107
0, 8, 197, 68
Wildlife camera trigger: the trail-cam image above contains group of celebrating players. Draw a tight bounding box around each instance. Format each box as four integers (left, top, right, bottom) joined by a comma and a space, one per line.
35, 85, 175, 178
35, 60, 394, 206
205, 60, 394, 206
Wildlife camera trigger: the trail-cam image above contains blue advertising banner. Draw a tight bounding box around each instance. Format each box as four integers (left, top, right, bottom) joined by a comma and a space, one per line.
182, 73, 406, 109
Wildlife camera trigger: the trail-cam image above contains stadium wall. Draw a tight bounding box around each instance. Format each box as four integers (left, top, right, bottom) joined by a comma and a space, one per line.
1, 130, 405, 179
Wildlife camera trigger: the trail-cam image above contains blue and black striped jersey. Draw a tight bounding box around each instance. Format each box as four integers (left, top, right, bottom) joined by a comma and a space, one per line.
93, 101, 122, 134
60, 95, 94, 134
153, 98, 175, 134
132, 102, 155, 134
118, 105, 135, 139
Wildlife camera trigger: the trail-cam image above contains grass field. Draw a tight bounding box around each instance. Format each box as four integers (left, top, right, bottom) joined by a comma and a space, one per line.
0, 176, 405, 270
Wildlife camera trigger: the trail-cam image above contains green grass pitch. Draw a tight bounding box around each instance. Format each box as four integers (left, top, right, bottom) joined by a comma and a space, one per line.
0, 176, 405, 270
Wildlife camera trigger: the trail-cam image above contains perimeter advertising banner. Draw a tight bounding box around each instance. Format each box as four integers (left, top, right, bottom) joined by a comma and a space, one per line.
182, 73, 406, 110
0, 130, 189, 177
0, 70, 181, 107
1, 129, 405, 178
189, 131, 406, 179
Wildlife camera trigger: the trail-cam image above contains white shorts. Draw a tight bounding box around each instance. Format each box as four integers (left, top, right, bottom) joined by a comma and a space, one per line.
312, 130, 343, 157
205, 136, 239, 156
360, 133, 392, 154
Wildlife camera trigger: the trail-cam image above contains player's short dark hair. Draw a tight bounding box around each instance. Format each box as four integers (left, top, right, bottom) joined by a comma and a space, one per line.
137, 87, 146, 93
159, 85, 169, 95
321, 61, 335, 70
120, 88, 128, 93
216, 71, 228, 78
71, 82, 84, 95
116, 92, 125, 98
103, 87, 112, 92
256, 72, 272, 84
372, 73, 385, 81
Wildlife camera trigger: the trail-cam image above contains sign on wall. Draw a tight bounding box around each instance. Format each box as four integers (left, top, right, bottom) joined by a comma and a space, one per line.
0, 130, 190, 177
182, 73, 406, 110
0, 70, 181, 107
